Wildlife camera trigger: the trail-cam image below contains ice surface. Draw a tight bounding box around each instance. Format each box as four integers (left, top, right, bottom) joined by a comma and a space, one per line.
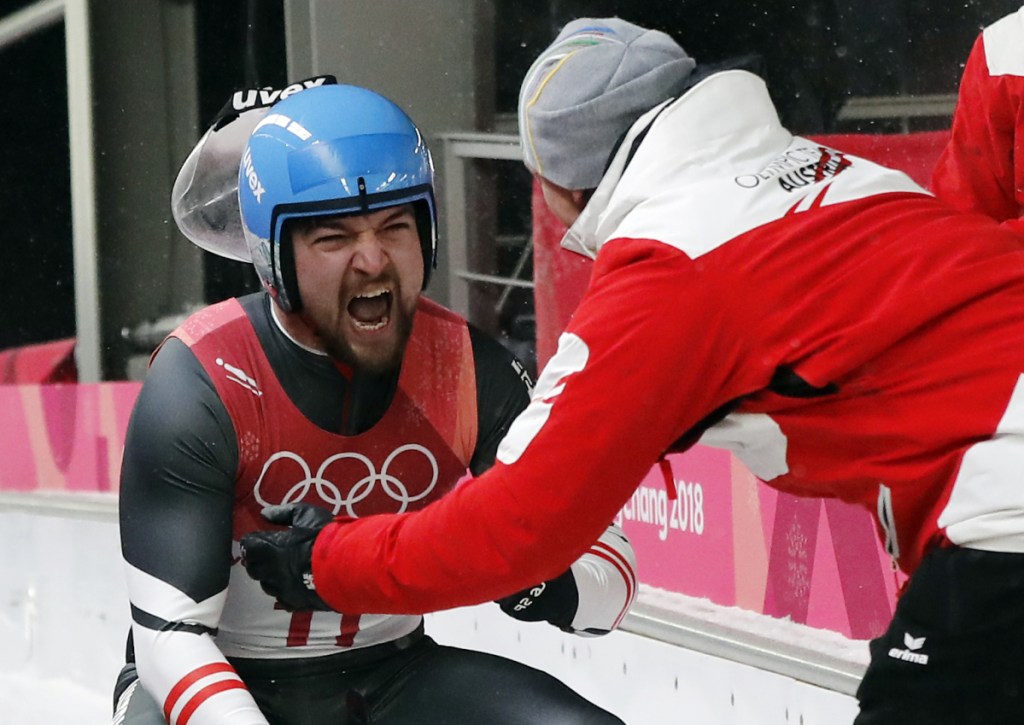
0, 672, 109, 724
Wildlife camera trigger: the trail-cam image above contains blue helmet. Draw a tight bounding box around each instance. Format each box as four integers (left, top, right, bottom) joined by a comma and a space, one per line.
239, 84, 437, 312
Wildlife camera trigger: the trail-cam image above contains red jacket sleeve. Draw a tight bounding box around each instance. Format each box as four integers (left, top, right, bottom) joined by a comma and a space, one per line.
311, 238, 759, 614
931, 33, 1024, 224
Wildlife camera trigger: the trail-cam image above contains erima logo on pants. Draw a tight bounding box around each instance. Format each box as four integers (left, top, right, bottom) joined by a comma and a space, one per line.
888, 632, 929, 665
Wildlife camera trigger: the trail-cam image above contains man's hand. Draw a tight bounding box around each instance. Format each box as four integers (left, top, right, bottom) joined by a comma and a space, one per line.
496, 568, 579, 630
240, 503, 334, 611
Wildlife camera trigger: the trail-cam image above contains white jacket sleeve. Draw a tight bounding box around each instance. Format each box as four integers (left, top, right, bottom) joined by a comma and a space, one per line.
566, 522, 638, 635
125, 562, 269, 725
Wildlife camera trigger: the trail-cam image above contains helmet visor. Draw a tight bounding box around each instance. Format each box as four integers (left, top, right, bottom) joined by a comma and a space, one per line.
171, 108, 268, 262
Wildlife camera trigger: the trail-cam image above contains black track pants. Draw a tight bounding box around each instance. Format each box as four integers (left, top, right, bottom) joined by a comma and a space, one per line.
113, 633, 623, 724
855, 547, 1024, 725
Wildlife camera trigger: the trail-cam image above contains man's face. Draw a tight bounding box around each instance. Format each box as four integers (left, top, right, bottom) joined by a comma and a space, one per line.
537, 175, 587, 229
290, 204, 424, 373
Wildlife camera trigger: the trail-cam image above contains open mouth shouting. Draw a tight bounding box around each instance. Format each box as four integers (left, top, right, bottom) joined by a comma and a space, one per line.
347, 286, 393, 332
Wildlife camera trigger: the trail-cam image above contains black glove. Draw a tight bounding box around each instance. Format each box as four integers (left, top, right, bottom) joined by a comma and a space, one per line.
496, 568, 579, 631
239, 503, 334, 611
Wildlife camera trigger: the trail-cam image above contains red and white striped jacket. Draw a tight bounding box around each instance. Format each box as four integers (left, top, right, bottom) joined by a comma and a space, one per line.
932, 6, 1024, 232
310, 70, 1024, 619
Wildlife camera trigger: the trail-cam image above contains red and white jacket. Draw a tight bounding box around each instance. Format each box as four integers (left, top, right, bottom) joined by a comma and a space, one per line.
310, 70, 1024, 617
932, 6, 1024, 231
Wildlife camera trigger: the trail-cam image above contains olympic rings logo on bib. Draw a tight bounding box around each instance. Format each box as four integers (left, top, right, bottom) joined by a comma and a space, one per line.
252, 445, 440, 517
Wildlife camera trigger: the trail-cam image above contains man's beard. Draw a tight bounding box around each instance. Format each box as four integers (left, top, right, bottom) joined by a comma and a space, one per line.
320, 308, 416, 374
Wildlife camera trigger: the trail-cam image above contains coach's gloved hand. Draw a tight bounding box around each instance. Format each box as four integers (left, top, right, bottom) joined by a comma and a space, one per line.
496, 568, 579, 630
240, 503, 333, 611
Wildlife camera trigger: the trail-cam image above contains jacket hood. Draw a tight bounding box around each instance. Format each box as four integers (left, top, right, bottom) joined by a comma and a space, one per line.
561, 70, 792, 258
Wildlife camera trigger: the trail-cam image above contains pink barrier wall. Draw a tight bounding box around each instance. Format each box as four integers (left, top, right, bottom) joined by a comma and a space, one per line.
0, 383, 140, 493
533, 132, 949, 639
616, 449, 901, 639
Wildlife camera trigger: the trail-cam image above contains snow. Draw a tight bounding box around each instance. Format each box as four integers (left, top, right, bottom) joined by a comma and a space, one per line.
0, 672, 109, 724
640, 584, 871, 667
1, 509, 127, 724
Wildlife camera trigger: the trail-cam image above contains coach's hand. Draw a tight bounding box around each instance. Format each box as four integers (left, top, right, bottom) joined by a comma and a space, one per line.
240, 503, 333, 611
496, 568, 579, 630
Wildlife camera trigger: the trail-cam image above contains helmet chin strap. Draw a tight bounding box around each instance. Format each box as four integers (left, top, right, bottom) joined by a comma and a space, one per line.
269, 299, 327, 356
275, 226, 304, 313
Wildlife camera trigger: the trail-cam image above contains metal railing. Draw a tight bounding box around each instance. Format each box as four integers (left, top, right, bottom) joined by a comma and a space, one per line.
836, 93, 956, 132
0, 1, 99, 382
439, 132, 530, 319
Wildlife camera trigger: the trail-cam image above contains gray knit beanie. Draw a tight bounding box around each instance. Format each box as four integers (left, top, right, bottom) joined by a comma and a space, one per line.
518, 18, 696, 191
